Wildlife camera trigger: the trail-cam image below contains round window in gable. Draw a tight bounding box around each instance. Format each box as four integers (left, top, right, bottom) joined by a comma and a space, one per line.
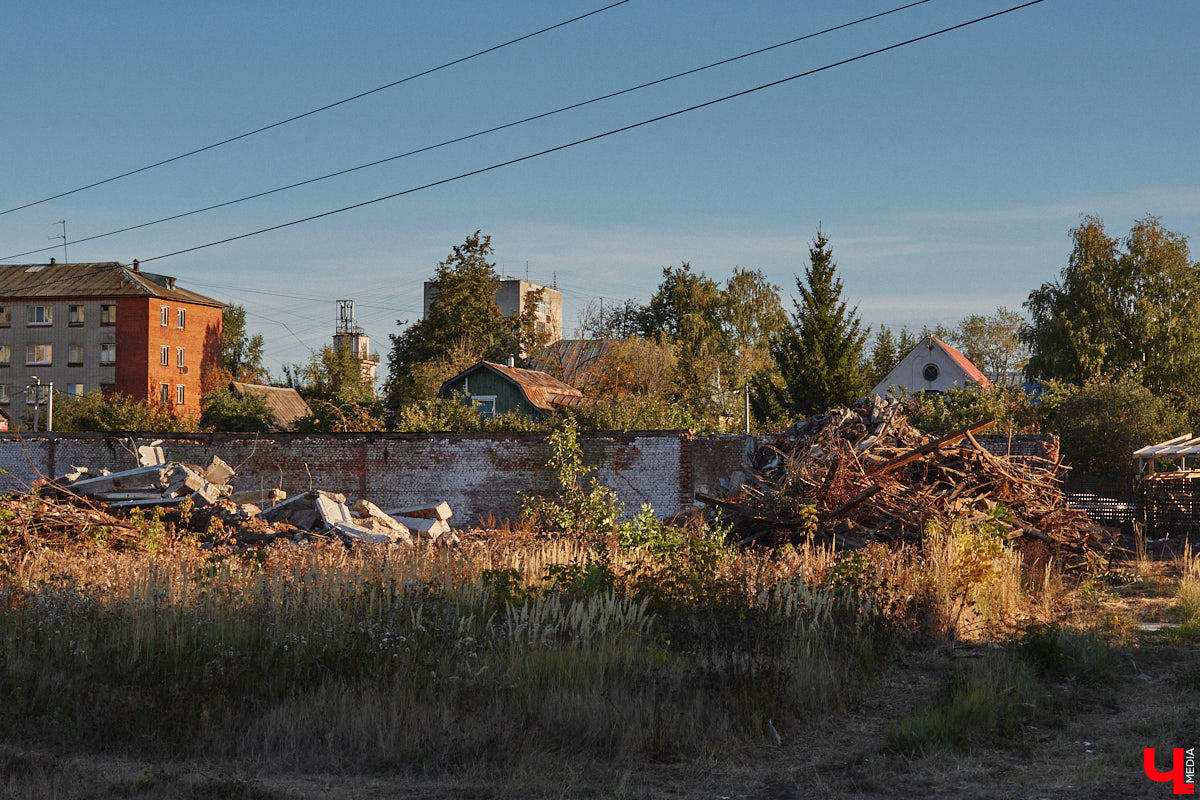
923, 363, 940, 383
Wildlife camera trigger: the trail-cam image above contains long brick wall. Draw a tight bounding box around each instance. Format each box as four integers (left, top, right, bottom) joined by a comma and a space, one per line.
0, 431, 760, 525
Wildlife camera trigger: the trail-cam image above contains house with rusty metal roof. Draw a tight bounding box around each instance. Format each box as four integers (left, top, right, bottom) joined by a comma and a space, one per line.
439, 359, 598, 418
871, 335, 991, 398
0, 260, 224, 425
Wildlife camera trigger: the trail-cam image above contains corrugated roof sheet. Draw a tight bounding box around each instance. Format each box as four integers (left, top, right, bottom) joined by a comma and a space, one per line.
229, 381, 312, 430
0, 262, 224, 307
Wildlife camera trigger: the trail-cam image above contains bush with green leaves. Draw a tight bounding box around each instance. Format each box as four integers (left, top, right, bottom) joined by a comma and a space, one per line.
1038, 373, 1190, 476
900, 384, 1037, 436
51, 391, 195, 432
199, 385, 275, 432
393, 395, 545, 432
520, 418, 624, 542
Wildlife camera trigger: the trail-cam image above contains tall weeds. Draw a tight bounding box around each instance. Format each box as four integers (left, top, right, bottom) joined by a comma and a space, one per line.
0, 537, 887, 771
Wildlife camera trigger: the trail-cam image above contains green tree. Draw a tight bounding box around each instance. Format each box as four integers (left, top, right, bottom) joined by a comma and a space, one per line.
771, 229, 869, 416
594, 264, 786, 427
1039, 373, 1190, 476
947, 307, 1027, 375
220, 305, 267, 383
386, 231, 546, 408
866, 325, 899, 387
199, 385, 275, 432
286, 341, 384, 432
1023, 215, 1200, 393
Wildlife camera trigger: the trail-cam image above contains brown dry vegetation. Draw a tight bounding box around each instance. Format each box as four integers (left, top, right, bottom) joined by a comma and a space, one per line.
2, 498, 1199, 798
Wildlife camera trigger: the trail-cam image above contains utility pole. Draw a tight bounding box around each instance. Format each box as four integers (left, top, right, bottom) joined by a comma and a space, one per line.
50, 220, 67, 263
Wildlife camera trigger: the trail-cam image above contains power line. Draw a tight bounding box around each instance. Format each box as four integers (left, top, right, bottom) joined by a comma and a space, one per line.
139, 1, 1046, 266
1, 0, 936, 262
0, 0, 634, 218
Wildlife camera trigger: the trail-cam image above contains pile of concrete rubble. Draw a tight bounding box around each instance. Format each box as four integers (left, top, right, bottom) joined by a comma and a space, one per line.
38, 446, 457, 549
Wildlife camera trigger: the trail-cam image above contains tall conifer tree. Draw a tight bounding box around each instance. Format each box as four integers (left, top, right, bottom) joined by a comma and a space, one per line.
772, 229, 868, 416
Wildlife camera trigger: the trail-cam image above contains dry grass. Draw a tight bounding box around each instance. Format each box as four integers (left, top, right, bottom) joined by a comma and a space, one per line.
0, 511, 1142, 797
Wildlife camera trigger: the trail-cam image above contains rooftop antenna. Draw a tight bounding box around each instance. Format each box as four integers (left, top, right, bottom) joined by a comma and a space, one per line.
553, 271, 557, 289
49, 220, 66, 264
525, 261, 529, 281
336, 299, 363, 335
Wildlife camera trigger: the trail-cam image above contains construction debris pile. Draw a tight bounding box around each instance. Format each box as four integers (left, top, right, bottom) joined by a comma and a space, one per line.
16, 448, 457, 551
698, 396, 1108, 559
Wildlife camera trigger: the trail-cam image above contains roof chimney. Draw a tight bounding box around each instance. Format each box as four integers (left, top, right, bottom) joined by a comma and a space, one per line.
131, 259, 139, 272
506, 355, 515, 368
49, 258, 56, 265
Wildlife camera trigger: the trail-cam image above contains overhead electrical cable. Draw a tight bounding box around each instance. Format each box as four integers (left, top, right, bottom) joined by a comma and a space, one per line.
1, 0, 937, 262
0, 0, 634, 217
138, 1, 1045, 266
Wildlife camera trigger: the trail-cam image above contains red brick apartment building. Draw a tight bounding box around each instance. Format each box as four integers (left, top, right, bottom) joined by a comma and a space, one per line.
0, 261, 223, 422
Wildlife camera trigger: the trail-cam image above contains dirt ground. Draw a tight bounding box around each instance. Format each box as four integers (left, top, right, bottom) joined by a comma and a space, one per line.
4, 574, 1198, 800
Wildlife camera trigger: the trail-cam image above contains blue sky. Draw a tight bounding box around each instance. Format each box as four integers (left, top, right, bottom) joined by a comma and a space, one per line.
4, 1, 1198, 377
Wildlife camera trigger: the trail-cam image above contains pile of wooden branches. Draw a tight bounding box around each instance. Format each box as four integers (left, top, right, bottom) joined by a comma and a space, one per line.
699, 396, 1107, 561
0, 493, 144, 552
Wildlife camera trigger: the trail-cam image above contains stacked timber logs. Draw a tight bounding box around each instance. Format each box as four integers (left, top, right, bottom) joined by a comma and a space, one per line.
698, 396, 1107, 559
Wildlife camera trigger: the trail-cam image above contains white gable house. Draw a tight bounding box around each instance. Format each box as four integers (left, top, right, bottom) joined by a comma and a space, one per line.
872, 335, 991, 397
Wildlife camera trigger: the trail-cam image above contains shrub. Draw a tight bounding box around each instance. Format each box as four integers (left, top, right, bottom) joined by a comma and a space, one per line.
52, 391, 195, 432
901, 384, 1037, 436
200, 386, 274, 432
520, 418, 623, 542
1038, 373, 1190, 476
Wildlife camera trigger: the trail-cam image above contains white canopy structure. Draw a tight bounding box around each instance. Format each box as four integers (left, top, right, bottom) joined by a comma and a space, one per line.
1133, 434, 1200, 474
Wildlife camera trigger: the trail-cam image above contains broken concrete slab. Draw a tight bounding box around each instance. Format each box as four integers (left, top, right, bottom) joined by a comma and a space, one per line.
352, 499, 410, 533
384, 501, 452, 521
137, 440, 166, 467
393, 516, 451, 540
204, 455, 235, 486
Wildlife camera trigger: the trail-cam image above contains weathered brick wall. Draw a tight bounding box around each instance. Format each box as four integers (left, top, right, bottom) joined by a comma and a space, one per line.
0, 431, 758, 524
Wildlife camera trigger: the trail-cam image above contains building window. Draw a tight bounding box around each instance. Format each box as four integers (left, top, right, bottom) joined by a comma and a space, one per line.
0, 306, 9, 326
176, 346, 185, 367
160, 306, 169, 326
160, 345, 169, 366
26, 344, 51, 365
471, 395, 497, 419
27, 305, 52, 326
177, 308, 186, 329
176, 384, 185, 406
68, 304, 84, 325
68, 344, 84, 366
923, 363, 940, 383
66, 383, 84, 398
99, 382, 114, 395
100, 343, 116, 364
0, 384, 8, 404
160, 383, 170, 405
100, 304, 116, 325
0, 345, 8, 366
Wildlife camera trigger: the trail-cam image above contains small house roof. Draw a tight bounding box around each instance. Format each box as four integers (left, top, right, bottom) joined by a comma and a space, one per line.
229, 382, 312, 430
932, 337, 990, 388
441, 361, 596, 414
0, 262, 224, 308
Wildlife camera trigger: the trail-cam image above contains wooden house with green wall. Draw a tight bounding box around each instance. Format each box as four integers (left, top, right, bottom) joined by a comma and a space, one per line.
439, 360, 595, 419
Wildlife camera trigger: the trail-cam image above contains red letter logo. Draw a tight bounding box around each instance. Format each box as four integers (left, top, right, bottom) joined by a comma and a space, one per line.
1145, 748, 1195, 795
